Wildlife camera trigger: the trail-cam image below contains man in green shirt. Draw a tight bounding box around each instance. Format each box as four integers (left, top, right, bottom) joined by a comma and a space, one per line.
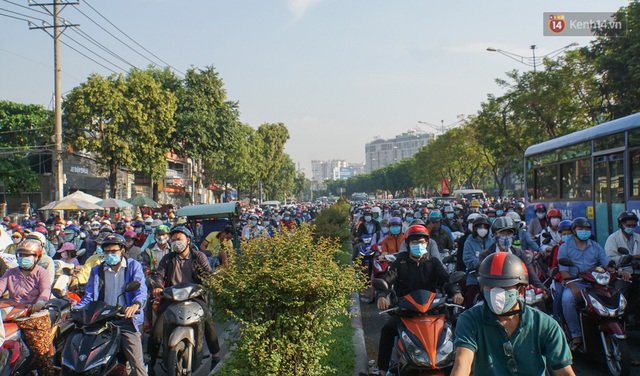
451, 252, 575, 376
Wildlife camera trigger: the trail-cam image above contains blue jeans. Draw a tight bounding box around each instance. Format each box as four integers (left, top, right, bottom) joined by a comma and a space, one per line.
561, 281, 589, 339
552, 280, 564, 322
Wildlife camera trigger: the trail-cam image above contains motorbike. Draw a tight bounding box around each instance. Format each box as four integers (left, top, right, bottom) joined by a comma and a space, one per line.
52, 260, 82, 303
371, 249, 395, 280
356, 235, 375, 278
160, 283, 207, 376
558, 257, 630, 376
0, 303, 33, 376
60, 281, 141, 376
372, 272, 465, 375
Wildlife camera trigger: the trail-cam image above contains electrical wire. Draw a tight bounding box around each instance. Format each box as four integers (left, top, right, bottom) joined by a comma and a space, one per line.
0, 128, 49, 135
59, 38, 119, 74
69, 27, 138, 70
1, 0, 49, 16
0, 11, 29, 22
83, 0, 184, 76
0, 7, 44, 21
63, 33, 128, 72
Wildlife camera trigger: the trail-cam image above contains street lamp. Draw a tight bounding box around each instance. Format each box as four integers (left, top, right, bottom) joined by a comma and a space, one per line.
486, 42, 578, 72
418, 119, 463, 134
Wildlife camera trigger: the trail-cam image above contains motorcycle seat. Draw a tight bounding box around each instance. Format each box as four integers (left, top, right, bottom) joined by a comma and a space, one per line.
3, 324, 19, 339
48, 298, 72, 311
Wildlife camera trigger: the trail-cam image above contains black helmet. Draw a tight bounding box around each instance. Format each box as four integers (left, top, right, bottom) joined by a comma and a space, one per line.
101, 233, 127, 248
170, 225, 193, 240
472, 214, 490, 229
478, 252, 529, 288
571, 217, 591, 230
114, 222, 125, 231
491, 217, 515, 235
618, 211, 639, 228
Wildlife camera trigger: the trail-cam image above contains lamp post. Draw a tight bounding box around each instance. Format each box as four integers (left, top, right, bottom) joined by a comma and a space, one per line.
486, 43, 579, 72
417, 120, 463, 135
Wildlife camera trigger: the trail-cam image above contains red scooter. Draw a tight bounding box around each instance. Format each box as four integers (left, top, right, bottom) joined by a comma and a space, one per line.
558, 258, 629, 376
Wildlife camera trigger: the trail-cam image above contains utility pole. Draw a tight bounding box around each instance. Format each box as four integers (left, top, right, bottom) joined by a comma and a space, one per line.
29, 0, 79, 202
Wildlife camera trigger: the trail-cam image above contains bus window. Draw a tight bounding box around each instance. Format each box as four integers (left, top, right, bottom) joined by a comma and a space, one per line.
594, 132, 624, 152
630, 128, 640, 148
631, 149, 640, 197
560, 158, 591, 199
535, 165, 558, 200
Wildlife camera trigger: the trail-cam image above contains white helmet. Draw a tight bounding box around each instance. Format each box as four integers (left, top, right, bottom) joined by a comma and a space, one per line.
466, 213, 480, 223
372, 207, 382, 215
505, 211, 521, 224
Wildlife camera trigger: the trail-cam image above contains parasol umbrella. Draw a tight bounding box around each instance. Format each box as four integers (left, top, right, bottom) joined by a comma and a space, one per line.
96, 198, 134, 209
49, 198, 103, 211
63, 190, 102, 204
127, 195, 161, 208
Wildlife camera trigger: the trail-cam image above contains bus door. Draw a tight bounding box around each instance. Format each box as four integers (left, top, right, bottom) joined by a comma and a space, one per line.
593, 153, 626, 246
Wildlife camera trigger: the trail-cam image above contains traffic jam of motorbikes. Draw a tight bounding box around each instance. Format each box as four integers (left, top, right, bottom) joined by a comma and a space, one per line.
351, 195, 640, 376
0, 204, 319, 376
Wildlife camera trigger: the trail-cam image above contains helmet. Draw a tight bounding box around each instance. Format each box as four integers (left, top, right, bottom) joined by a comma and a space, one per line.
152, 219, 163, 227
132, 220, 145, 228
123, 230, 137, 239
58, 242, 76, 253
571, 217, 591, 230
470, 199, 480, 208
155, 225, 170, 234
248, 214, 258, 220
618, 211, 639, 227
478, 252, 529, 288
546, 209, 562, 219
472, 214, 490, 228
389, 217, 402, 225
505, 212, 521, 224
443, 205, 454, 213
557, 220, 573, 233
16, 239, 43, 257
405, 225, 430, 242
114, 222, 125, 231
491, 217, 515, 235
363, 207, 372, 214
372, 207, 382, 215
170, 225, 193, 240
101, 233, 127, 248
24, 232, 47, 249
466, 213, 480, 223
100, 225, 114, 234
90, 221, 101, 229
144, 217, 153, 225
534, 203, 547, 213
428, 211, 443, 221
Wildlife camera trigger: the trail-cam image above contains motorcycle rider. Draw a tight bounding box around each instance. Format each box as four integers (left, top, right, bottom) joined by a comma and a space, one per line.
132, 220, 147, 247
375, 225, 463, 375
124, 230, 144, 260
539, 208, 563, 256
462, 214, 493, 308
372, 206, 383, 223
443, 205, 463, 233
380, 217, 406, 256
451, 252, 575, 376
140, 225, 171, 273
505, 211, 539, 252
75, 233, 147, 376
557, 217, 625, 350
242, 214, 265, 239
426, 211, 454, 253
352, 207, 382, 261
279, 210, 297, 231
528, 203, 548, 238
147, 226, 220, 375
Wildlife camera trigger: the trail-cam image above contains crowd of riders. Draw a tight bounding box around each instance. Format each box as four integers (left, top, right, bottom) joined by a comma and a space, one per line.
0, 201, 324, 375
352, 196, 640, 375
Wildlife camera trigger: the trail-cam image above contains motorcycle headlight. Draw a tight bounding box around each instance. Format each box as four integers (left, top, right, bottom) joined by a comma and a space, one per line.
591, 271, 610, 286
401, 331, 431, 367
620, 294, 627, 313
435, 327, 454, 367
588, 295, 612, 317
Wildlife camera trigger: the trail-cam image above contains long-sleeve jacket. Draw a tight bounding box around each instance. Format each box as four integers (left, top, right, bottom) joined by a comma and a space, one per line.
605, 229, 640, 274
76, 257, 147, 329
376, 252, 455, 300
515, 228, 539, 252
463, 235, 494, 286
355, 220, 381, 238
478, 244, 544, 288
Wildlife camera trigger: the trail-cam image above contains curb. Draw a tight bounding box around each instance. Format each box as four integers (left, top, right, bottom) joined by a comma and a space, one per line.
351, 291, 369, 376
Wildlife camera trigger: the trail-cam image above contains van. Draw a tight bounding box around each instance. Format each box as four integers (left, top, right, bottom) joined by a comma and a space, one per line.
452, 189, 486, 202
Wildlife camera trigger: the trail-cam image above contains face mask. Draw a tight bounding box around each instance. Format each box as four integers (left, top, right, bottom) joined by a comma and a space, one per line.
496, 210, 504, 216
488, 217, 496, 224
536, 212, 546, 219
576, 230, 591, 241
125, 240, 135, 248
507, 209, 514, 213
624, 227, 636, 235
405, 216, 413, 222
135, 227, 143, 234
156, 235, 168, 245
64, 233, 74, 242
446, 213, 454, 219
483, 287, 519, 315
454, 210, 460, 215
17, 256, 34, 269
95, 246, 103, 255
12, 238, 21, 244
364, 216, 372, 222
550, 218, 561, 227
250, 220, 258, 226
477, 228, 489, 238
172, 240, 187, 253
145, 225, 152, 231
561, 234, 573, 243
104, 253, 121, 266
496, 235, 514, 250
390, 226, 401, 235
284, 216, 290, 221
61, 252, 68, 259
409, 243, 428, 258
92, 230, 100, 236
381, 227, 389, 234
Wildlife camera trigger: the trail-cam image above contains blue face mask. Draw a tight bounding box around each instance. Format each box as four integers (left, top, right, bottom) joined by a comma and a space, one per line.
405, 216, 413, 223
409, 243, 428, 258
483, 287, 519, 315
496, 210, 504, 216
95, 246, 103, 255
145, 225, 152, 231
104, 253, 121, 266
624, 227, 636, 235
17, 256, 34, 269
496, 235, 514, 250
489, 217, 496, 224
390, 226, 401, 235
561, 234, 573, 243
576, 230, 591, 241
446, 213, 454, 219
381, 227, 389, 234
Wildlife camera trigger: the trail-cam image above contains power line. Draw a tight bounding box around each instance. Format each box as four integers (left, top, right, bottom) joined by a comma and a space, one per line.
62, 32, 127, 72
0, 7, 44, 21
83, 0, 184, 76
69, 26, 138, 69
0, 11, 29, 22
1, 0, 49, 16
59, 38, 118, 74
0, 128, 50, 135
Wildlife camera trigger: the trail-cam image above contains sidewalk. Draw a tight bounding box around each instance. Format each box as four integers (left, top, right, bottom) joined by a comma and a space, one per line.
351, 291, 370, 376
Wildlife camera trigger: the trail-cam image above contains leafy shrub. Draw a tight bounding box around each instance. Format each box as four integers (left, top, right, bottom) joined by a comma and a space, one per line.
204, 224, 366, 376
314, 197, 351, 245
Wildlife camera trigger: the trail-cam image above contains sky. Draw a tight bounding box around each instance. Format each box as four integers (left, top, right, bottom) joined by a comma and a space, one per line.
0, 0, 631, 176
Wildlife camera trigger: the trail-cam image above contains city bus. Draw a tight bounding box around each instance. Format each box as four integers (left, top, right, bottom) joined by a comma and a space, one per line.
523, 112, 640, 246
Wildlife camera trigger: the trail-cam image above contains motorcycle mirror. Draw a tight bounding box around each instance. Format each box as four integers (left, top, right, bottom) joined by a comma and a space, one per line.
449, 271, 465, 284
608, 260, 616, 268
76, 248, 86, 257
558, 258, 575, 267
372, 278, 390, 291
547, 267, 558, 279
442, 255, 455, 264
124, 281, 141, 293
618, 247, 630, 255
618, 255, 633, 266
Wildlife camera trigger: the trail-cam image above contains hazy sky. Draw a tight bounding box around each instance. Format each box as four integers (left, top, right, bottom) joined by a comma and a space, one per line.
0, 0, 630, 175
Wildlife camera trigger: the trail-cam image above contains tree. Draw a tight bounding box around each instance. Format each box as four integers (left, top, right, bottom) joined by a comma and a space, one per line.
254, 123, 290, 199
0, 100, 52, 195
63, 70, 177, 197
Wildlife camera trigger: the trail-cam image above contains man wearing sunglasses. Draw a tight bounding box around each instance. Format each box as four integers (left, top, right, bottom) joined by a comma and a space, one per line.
451, 252, 575, 376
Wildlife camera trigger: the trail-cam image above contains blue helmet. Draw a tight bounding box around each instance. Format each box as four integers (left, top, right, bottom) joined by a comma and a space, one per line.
170, 225, 193, 240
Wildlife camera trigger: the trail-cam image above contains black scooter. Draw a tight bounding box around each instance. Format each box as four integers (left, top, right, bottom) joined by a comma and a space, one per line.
60, 281, 141, 376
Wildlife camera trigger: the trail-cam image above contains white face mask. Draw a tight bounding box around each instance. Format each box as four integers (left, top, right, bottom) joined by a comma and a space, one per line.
476, 228, 489, 238
550, 218, 561, 227
536, 212, 546, 220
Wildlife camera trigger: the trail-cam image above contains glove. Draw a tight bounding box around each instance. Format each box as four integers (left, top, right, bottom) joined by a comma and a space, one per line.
29, 300, 46, 315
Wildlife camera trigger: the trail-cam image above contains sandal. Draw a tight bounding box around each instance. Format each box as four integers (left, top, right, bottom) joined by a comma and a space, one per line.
569, 338, 582, 351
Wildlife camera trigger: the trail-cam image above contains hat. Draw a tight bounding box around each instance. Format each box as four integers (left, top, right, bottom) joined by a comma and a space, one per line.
123, 230, 137, 239
151, 219, 163, 227
58, 242, 76, 253
144, 217, 153, 225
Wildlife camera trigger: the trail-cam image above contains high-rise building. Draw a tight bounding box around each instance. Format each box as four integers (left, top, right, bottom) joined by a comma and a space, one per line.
365, 128, 436, 173
311, 159, 364, 181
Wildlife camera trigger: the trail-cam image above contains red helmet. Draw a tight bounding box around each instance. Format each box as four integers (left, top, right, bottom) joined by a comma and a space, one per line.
405, 225, 430, 243
546, 209, 562, 219
534, 203, 547, 213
